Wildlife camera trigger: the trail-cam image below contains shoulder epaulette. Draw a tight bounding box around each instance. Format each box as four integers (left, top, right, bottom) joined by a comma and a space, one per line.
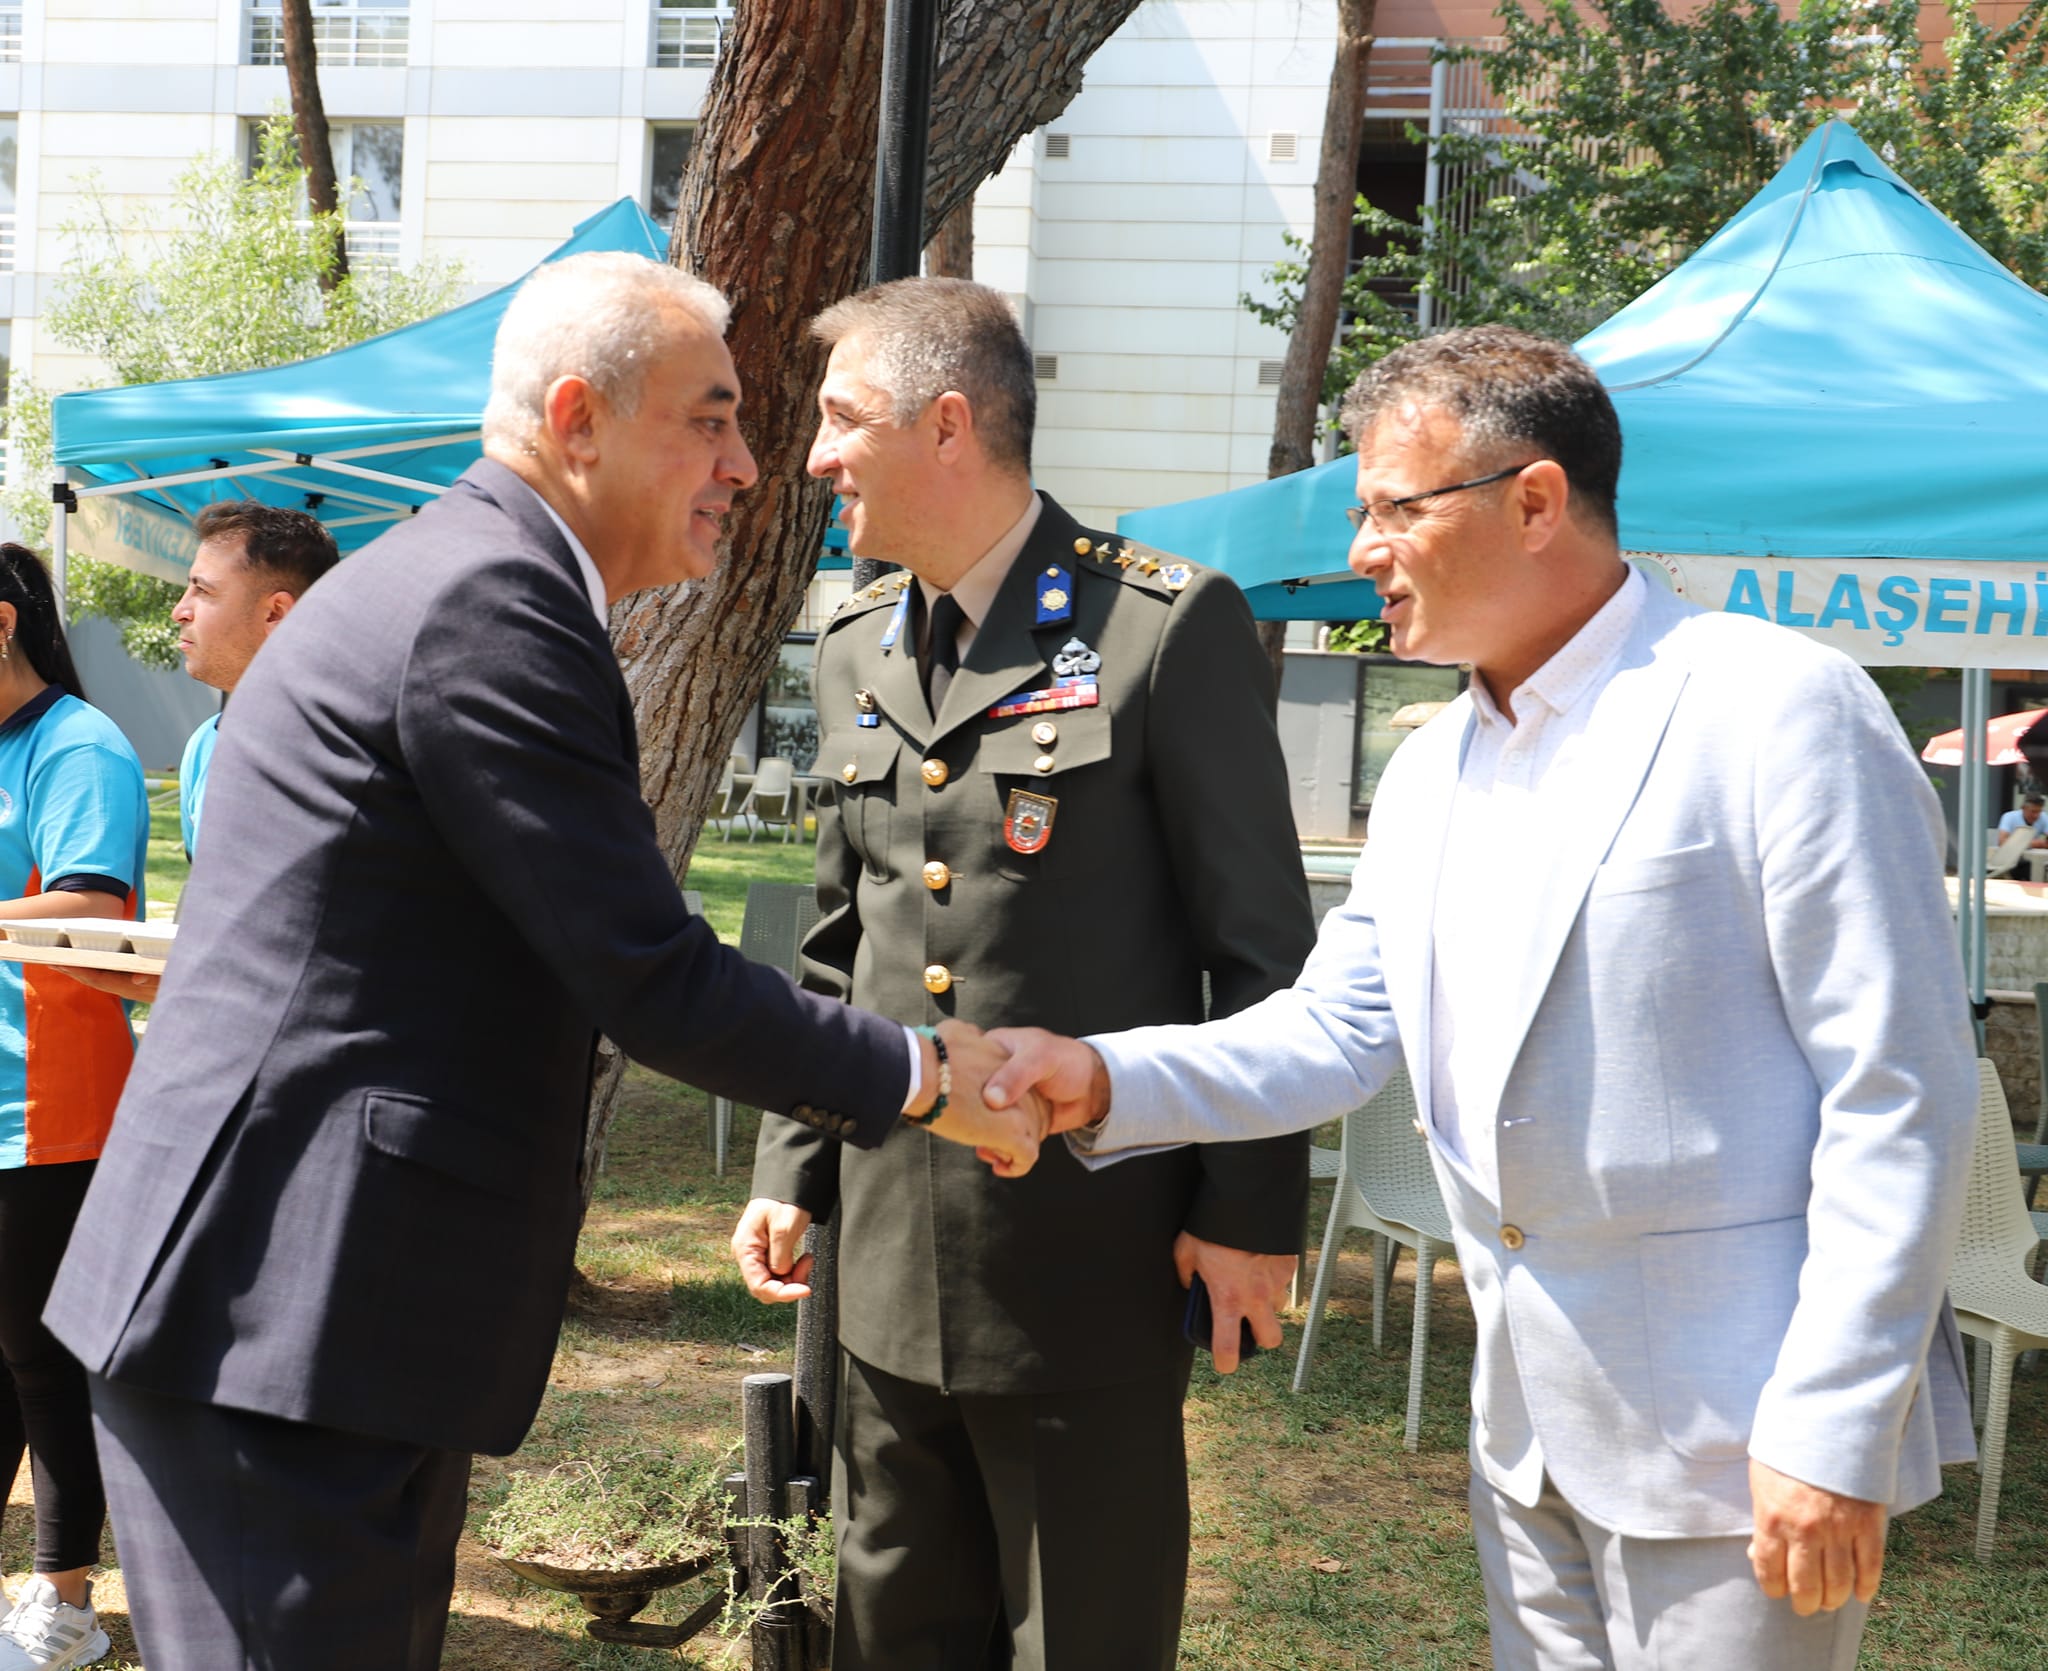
1067, 533, 1194, 599
825, 568, 914, 631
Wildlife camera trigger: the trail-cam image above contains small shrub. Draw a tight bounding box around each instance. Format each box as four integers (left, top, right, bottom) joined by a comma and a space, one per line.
478, 1444, 733, 1572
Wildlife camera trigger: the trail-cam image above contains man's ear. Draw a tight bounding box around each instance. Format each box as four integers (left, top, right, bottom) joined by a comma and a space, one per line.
261, 590, 296, 633
928, 390, 974, 466
1513, 459, 1572, 552
542, 375, 603, 464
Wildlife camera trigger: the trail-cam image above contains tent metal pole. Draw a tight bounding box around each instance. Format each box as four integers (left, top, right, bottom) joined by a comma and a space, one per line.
1961, 667, 1989, 1050
50, 472, 68, 623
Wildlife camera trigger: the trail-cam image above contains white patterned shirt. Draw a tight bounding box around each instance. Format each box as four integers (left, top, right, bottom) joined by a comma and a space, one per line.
1428, 567, 1645, 1202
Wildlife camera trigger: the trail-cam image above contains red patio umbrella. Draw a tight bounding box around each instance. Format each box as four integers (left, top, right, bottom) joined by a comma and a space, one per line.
1921, 708, 2048, 769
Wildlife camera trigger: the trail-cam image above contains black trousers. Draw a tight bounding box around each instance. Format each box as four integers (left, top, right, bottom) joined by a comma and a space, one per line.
830, 1351, 1193, 1671
89, 1374, 470, 1671
0, 1160, 105, 1572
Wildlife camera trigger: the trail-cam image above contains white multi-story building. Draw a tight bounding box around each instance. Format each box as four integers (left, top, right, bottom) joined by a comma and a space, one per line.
12, 0, 1503, 822
0, 0, 1391, 530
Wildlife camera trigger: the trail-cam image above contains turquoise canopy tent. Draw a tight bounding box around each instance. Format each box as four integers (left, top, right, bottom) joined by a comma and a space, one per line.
43, 199, 852, 590
1117, 119, 2048, 1024
1118, 120, 2048, 658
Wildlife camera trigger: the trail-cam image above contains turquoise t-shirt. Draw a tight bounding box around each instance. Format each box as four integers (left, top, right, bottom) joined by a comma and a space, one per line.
0, 689, 149, 1167
179, 712, 220, 858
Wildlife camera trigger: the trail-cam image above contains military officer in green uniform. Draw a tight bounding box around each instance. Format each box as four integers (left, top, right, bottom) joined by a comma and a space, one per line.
732, 277, 1315, 1671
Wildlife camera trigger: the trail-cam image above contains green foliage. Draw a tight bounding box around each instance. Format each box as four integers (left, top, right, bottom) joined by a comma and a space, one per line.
1325, 620, 1389, 654
1245, 0, 2048, 400
8, 115, 463, 659
477, 1444, 733, 1570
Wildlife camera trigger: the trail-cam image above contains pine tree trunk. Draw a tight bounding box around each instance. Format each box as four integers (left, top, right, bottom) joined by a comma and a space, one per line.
278, 0, 348, 289
925, 198, 975, 278
579, 0, 1143, 1206
1266, 0, 1376, 479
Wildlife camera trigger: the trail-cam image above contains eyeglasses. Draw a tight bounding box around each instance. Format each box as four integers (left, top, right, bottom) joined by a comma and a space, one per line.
1344, 463, 1533, 536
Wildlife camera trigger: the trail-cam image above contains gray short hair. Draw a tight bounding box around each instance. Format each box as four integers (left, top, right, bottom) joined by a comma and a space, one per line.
1340, 326, 1623, 539
482, 251, 733, 449
811, 278, 1035, 473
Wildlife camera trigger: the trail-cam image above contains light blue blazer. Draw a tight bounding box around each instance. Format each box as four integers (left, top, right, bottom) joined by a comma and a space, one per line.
1084, 581, 1978, 1538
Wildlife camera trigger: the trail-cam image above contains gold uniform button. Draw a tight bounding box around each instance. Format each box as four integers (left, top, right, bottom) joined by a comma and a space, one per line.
922, 860, 952, 890
921, 759, 949, 788
1031, 721, 1058, 746
1033, 754, 1056, 774
1073, 537, 1093, 556
1499, 1224, 1526, 1252
923, 964, 953, 995
841, 763, 858, 783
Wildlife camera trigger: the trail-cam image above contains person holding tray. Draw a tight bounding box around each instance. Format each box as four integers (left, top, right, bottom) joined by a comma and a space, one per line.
0, 543, 148, 1671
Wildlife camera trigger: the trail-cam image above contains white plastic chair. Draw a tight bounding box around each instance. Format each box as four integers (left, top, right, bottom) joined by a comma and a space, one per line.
710, 883, 823, 1174
1292, 1068, 1458, 1450
1988, 826, 2035, 878
1949, 1057, 2048, 1558
706, 760, 745, 843
739, 757, 801, 845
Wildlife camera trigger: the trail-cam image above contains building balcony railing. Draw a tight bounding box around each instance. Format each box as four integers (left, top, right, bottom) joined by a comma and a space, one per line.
0, 212, 16, 275
0, 11, 21, 63
653, 2, 735, 70
248, 4, 410, 71
344, 220, 400, 266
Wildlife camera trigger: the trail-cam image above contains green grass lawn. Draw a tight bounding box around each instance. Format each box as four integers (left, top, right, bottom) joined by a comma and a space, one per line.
144, 796, 814, 946
144, 797, 188, 919
679, 828, 816, 942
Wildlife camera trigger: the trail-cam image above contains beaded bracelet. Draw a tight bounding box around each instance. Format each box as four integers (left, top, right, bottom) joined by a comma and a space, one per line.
906, 1024, 950, 1126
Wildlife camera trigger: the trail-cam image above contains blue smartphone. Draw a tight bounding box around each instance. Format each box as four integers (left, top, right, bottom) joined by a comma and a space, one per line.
1182, 1272, 1262, 1360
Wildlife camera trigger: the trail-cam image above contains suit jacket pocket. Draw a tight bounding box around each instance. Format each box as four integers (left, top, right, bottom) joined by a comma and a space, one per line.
363, 1090, 536, 1202
1639, 1212, 1806, 1461
1590, 839, 1719, 898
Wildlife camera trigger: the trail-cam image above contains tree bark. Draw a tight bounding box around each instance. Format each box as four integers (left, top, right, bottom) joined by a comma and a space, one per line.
579, 0, 1142, 1204
925, 198, 975, 278
278, 0, 348, 289
1255, 0, 1377, 705
1267, 0, 1376, 480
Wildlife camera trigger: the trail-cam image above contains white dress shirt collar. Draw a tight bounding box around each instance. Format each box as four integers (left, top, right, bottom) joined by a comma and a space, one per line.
508, 474, 610, 627
1468, 565, 1645, 734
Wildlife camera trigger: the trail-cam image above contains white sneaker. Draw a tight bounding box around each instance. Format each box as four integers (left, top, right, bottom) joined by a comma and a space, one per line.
0, 1577, 109, 1669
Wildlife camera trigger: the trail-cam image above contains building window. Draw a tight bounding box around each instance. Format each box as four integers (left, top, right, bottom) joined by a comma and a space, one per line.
247, 120, 404, 266
248, 1, 410, 70
647, 125, 696, 231
0, 120, 15, 277
653, 0, 735, 70
0, 11, 19, 64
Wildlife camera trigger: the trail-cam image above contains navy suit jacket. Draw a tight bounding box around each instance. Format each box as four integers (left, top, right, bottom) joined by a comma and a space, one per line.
48, 460, 907, 1455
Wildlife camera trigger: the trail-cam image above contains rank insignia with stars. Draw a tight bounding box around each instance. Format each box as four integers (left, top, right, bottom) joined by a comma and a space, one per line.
1035, 564, 1074, 626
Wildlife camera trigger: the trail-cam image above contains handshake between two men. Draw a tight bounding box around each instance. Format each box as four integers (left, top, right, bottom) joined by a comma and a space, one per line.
732, 1020, 1101, 1297
732, 1021, 1294, 1369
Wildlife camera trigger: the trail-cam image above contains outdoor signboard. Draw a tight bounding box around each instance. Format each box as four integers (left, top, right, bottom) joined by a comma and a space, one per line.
69, 494, 199, 588
1632, 554, 2048, 669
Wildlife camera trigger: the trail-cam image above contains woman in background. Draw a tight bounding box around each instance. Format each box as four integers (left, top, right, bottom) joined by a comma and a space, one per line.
0, 544, 147, 1671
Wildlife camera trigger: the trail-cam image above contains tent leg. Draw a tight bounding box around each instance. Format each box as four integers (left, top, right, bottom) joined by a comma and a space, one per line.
50, 472, 68, 624
1961, 667, 1989, 1053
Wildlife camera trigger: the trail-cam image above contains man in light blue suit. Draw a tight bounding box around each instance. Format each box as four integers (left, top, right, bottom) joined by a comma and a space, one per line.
986, 328, 1977, 1671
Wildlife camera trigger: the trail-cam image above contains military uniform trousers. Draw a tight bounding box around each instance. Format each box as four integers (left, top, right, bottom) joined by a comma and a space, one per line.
831, 1349, 1195, 1671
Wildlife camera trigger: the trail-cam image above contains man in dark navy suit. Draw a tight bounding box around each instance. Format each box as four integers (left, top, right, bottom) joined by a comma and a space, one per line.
45, 252, 1043, 1671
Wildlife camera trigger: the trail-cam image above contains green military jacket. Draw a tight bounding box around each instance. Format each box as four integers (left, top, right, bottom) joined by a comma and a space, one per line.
753, 494, 1316, 1395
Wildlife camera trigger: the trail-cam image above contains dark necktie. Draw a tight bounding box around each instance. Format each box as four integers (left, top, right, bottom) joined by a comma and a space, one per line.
923, 591, 967, 711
